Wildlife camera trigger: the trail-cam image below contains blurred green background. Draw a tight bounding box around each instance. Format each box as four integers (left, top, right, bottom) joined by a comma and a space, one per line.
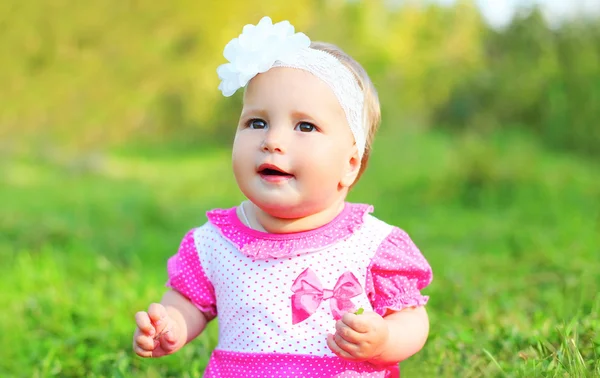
1, 1, 599, 377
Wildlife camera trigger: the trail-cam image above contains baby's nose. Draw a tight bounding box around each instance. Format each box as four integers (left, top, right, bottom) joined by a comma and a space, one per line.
261, 129, 287, 153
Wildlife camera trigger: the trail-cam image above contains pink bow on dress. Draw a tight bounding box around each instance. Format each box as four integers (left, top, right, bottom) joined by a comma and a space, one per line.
291, 268, 363, 324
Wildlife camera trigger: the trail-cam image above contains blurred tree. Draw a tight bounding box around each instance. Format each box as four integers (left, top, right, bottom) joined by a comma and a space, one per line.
1, 0, 598, 158
434, 5, 600, 157
0, 0, 318, 154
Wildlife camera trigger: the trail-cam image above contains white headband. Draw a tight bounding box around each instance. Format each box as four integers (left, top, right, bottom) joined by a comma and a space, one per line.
217, 16, 366, 158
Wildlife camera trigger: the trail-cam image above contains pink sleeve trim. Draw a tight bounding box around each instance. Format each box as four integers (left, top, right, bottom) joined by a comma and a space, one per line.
366, 227, 433, 316
372, 296, 429, 316
166, 229, 217, 317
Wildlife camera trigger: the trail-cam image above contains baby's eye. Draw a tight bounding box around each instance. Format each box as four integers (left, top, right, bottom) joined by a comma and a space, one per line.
296, 122, 317, 133
248, 119, 267, 129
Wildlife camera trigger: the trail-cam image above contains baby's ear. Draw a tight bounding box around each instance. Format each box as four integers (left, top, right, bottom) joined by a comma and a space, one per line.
340, 147, 361, 188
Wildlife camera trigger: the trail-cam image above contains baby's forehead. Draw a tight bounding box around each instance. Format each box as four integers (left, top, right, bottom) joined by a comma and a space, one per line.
245, 67, 340, 105
249, 67, 328, 89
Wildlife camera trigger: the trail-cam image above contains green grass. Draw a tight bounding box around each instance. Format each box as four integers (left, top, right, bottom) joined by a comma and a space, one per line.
1, 128, 599, 377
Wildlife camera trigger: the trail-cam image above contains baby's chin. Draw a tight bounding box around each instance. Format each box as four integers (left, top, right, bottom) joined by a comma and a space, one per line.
254, 201, 306, 220
256, 198, 335, 220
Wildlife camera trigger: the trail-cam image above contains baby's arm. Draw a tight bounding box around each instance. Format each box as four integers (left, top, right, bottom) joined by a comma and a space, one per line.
327, 306, 429, 365
133, 289, 212, 358
370, 306, 429, 364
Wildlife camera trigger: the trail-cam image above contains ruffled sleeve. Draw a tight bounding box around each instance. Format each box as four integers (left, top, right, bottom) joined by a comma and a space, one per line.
166, 229, 217, 317
366, 227, 433, 316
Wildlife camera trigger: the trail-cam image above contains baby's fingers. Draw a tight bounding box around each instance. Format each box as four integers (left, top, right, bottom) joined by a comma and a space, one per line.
134, 343, 157, 358
133, 329, 158, 357
148, 303, 169, 334
327, 333, 355, 361
135, 311, 155, 337
157, 320, 180, 352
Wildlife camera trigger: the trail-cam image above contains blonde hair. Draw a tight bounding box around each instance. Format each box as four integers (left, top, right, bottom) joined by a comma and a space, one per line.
310, 41, 381, 184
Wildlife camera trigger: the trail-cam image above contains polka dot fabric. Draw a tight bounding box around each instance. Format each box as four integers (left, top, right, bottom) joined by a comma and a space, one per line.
366, 227, 433, 316
197, 211, 390, 355
206, 203, 374, 259
205, 350, 399, 377
165, 203, 432, 377
166, 230, 217, 316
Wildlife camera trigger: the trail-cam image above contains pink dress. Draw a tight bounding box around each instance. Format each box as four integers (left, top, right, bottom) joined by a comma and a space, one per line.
166, 203, 433, 377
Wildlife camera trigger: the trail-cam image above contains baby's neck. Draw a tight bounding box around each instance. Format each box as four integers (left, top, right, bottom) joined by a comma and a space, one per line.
245, 200, 346, 234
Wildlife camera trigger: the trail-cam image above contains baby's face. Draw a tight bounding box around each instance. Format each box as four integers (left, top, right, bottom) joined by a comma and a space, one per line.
232, 67, 358, 219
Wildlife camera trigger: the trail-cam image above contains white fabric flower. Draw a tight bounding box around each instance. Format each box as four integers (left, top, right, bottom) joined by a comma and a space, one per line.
217, 16, 311, 97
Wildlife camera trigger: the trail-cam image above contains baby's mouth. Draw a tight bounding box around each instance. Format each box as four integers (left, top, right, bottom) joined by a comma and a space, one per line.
258, 164, 294, 178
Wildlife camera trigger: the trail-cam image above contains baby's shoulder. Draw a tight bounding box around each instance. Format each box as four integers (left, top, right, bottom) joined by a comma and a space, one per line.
344, 208, 395, 251
359, 209, 415, 248
181, 208, 231, 244
360, 209, 397, 236
363, 212, 392, 229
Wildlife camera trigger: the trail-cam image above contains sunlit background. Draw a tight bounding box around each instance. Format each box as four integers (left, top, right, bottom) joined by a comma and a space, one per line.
1, 1, 598, 377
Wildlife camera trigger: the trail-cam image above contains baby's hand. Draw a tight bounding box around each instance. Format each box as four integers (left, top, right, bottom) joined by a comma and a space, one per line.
327, 311, 389, 362
133, 303, 182, 358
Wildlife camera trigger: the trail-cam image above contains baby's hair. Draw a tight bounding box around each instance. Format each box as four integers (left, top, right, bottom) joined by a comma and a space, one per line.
310, 41, 381, 184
